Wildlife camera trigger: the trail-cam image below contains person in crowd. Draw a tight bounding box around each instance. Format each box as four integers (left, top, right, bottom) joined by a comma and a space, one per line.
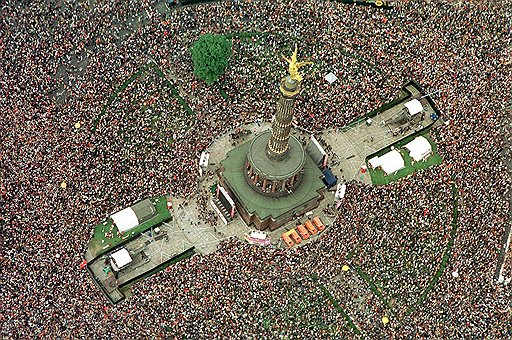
1, 0, 510, 337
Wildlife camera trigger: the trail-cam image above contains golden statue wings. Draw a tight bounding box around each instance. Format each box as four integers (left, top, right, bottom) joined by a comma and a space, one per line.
282, 45, 313, 82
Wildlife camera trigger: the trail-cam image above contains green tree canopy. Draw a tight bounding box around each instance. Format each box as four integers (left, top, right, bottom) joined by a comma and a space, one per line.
190, 34, 232, 86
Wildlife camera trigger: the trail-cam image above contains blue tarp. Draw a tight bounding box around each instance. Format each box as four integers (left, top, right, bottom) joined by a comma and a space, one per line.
322, 168, 337, 188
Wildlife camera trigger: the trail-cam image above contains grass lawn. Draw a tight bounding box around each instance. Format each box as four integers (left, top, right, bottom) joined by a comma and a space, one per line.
368, 133, 443, 185
88, 196, 172, 258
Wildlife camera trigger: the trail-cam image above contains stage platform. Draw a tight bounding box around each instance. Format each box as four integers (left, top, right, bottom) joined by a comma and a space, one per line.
87, 221, 194, 304
321, 81, 441, 185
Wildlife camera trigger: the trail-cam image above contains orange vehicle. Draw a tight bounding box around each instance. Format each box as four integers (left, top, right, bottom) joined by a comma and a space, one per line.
313, 216, 325, 231
289, 230, 302, 244
281, 233, 294, 248
296, 224, 310, 240
304, 220, 317, 235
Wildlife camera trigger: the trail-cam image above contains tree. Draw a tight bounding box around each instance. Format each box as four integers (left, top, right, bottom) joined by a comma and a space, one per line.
190, 34, 232, 86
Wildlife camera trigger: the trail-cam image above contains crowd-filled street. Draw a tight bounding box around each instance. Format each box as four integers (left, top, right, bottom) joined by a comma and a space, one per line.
1, 0, 511, 338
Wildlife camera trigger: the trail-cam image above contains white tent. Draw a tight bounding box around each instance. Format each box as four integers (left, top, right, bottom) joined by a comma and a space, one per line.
309, 135, 328, 167
380, 150, 405, 175
325, 72, 338, 84
110, 248, 132, 272
404, 136, 432, 162
249, 230, 267, 241
368, 156, 382, 169
335, 183, 347, 200
111, 207, 139, 233
199, 151, 210, 176
199, 151, 210, 168
404, 99, 423, 117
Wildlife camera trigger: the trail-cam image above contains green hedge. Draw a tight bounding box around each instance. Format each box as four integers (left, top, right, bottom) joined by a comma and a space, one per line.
92, 61, 194, 134
92, 65, 149, 133
354, 265, 397, 318
319, 284, 362, 335
148, 61, 194, 115
406, 180, 459, 316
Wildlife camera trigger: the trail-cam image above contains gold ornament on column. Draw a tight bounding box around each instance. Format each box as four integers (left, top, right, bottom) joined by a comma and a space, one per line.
282, 45, 313, 82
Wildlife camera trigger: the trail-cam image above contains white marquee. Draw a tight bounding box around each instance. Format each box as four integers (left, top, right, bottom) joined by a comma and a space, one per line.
404, 136, 432, 162
110, 248, 132, 271
325, 72, 338, 84
368, 156, 382, 169
111, 207, 139, 233
380, 150, 405, 175
404, 99, 423, 117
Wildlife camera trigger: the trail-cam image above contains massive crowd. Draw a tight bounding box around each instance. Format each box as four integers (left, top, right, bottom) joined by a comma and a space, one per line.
1, 0, 511, 338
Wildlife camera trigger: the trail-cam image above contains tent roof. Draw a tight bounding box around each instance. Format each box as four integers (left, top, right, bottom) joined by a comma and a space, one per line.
335, 183, 347, 199
306, 136, 327, 165
131, 199, 156, 224
322, 168, 337, 188
110, 248, 132, 268
325, 72, 338, 84
111, 207, 139, 233
404, 99, 423, 116
380, 150, 405, 175
249, 231, 267, 240
199, 151, 210, 168
368, 156, 382, 169
404, 136, 432, 162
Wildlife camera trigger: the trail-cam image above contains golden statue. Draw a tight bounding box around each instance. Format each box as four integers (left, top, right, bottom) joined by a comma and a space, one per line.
282, 45, 313, 82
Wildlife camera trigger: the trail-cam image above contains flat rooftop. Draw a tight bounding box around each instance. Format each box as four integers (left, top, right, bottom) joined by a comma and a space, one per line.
221, 136, 325, 221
